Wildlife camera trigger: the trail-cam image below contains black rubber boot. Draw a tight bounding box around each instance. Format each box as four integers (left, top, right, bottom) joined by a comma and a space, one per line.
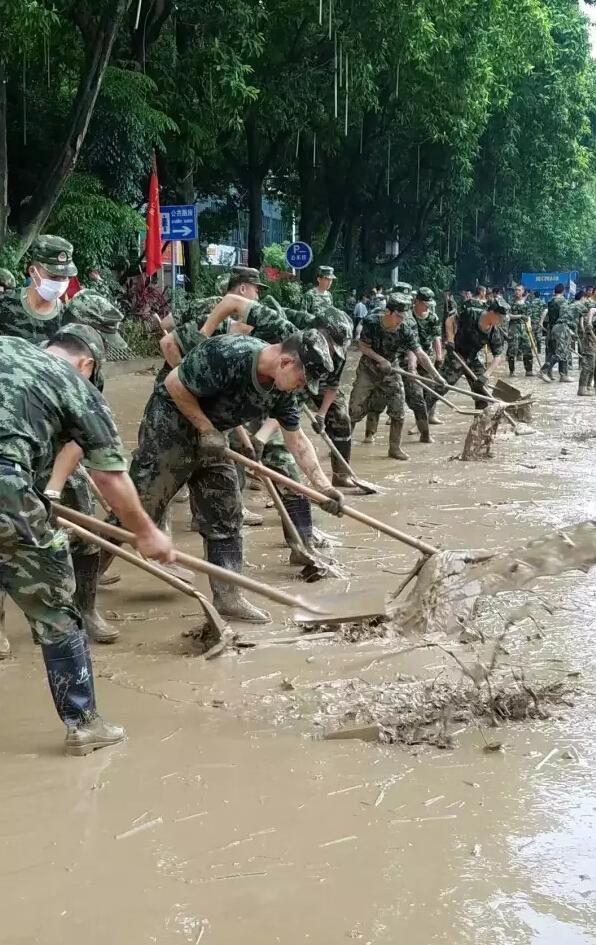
508, 358, 515, 376
207, 537, 271, 623
41, 626, 125, 755
363, 414, 380, 444
72, 551, 119, 644
281, 493, 317, 564
330, 439, 354, 487
417, 418, 433, 444
388, 419, 409, 460
427, 402, 443, 425
523, 355, 533, 376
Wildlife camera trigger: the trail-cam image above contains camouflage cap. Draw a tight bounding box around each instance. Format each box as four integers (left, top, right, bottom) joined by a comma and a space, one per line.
56, 323, 106, 390
64, 291, 133, 362
393, 281, 413, 296
0, 268, 16, 290
228, 266, 268, 292
486, 298, 509, 317
317, 265, 336, 281
295, 328, 334, 395
31, 234, 77, 277
416, 286, 435, 302
313, 307, 353, 359
386, 292, 410, 312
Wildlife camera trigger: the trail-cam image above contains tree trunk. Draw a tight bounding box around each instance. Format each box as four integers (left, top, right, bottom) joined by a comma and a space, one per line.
317, 212, 344, 267
0, 58, 8, 250
245, 117, 264, 267
343, 214, 356, 274
179, 168, 201, 291
14, 0, 132, 259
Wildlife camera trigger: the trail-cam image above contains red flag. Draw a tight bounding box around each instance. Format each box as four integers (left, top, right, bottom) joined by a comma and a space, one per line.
145, 158, 162, 277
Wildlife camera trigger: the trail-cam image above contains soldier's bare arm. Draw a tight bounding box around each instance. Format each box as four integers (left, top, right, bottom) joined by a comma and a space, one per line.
282, 428, 332, 492
415, 348, 443, 382
358, 340, 390, 369
159, 332, 183, 367
45, 442, 83, 496
200, 295, 252, 338
164, 368, 215, 433
89, 470, 173, 562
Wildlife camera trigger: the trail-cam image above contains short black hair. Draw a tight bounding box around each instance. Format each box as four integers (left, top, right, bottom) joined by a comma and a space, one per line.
575, 289, 585, 301
534, 290, 542, 298
48, 330, 94, 360
476, 285, 486, 296
554, 282, 565, 294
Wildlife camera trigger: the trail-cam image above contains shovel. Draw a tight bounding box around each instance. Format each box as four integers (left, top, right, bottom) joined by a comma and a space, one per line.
395, 368, 481, 417
303, 405, 381, 495
53, 504, 387, 626
452, 353, 536, 435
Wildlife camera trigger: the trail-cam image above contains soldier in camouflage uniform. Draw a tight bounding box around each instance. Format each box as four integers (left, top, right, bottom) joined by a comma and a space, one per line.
0, 238, 123, 650
349, 293, 443, 459
507, 284, 533, 376
540, 283, 572, 382
529, 291, 545, 355
427, 298, 508, 411
162, 289, 350, 559
302, 265, 335, 315
577, 302, 596, 396
0, 267, 16, 292
121, 331, 340, 626
0, 327, 172, 754
408, 287, 444, 427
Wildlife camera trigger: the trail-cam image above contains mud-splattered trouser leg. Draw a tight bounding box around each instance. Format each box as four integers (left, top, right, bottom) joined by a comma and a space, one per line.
401, 367, 428, 429
262, 435, 313, 546
427, 350, 487, 411
0, 466, 96, 727
507, 322, 533, 374
579, 349, 596, 389
349, 361, 386, 426
384, 370, 406, 421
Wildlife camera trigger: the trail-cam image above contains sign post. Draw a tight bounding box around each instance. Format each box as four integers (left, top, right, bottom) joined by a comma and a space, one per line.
286, 241, 313, 271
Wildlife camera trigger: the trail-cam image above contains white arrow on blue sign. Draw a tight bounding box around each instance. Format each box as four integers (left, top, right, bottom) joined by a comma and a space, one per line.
160, 204, 197, 241
286, 241, 313, 270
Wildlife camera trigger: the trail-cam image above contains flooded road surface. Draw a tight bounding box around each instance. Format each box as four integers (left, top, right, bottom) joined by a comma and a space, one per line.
2, 358, 596, 945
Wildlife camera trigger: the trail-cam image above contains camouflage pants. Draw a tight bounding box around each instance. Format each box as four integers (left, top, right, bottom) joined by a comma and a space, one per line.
543, 323, 572, 376
427, 349, 489, 411
0, 464, 79, 645
507, 319, 533, 366
579, 349, 596, 388
530, 318, 542, 354
399, 357, 429, 424
309, 388, 352, 446
60, 468, 97, 558
349, 360, 405, 424
130, 391, 242, 541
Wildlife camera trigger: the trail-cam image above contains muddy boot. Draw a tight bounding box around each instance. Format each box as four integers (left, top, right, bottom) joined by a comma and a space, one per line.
73, 552, 119, 644
560, 374, 572, 383
207, 537, 271, 623
388, 419, 409, 460
417, 418, 433, 444
539, 368, 552, 383
330, 439, 354, 487
523, 356, 533, 376
242, 506, 264, 526
99, 572, 121, 587
508, 358, 515, 376
174, 483, 190, 503
578, 385, 590, 396
281, 493, 314, 562
427, 403, 443, 425
41, 625, 125, 756
363, 413, 379, 444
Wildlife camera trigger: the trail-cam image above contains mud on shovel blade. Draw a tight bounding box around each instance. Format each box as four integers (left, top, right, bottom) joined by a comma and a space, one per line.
303, 406, 382, 496
291, 586, 389, 626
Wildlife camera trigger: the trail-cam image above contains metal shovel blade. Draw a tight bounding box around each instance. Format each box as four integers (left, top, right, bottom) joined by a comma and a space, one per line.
292, 587, 388, 626
493, 379, 523, 403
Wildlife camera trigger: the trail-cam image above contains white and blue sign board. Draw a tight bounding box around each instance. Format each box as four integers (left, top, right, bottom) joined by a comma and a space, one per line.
286, 241, 313, 270
161, 204, 197, 241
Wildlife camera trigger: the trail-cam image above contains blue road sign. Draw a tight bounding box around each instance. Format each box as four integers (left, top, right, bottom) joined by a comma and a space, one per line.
161, 204, 197, 241
521, 271, 578, 294
286, 241, 313, 270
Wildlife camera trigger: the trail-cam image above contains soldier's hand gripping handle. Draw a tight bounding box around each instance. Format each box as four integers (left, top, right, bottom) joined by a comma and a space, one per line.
136, 521, 174, 563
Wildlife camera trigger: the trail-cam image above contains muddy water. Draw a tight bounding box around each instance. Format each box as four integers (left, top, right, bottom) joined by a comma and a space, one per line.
2, 359, 596, 945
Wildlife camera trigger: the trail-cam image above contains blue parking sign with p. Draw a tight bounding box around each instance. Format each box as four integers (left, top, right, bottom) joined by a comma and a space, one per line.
286, 241, 313, 270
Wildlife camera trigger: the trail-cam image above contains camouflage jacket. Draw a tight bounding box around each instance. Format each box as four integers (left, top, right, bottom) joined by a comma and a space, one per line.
509, 299, 529, 322
413, 309, 441, 353
545, 295, 569, 331
302, 287, 333, 316
360, 312, 421, 366
0, 288, 64, 344
175, 335, 301, 432
0, 337, 127, 480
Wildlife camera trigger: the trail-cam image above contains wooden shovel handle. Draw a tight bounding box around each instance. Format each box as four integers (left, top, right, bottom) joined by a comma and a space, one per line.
224, 450, 439, 557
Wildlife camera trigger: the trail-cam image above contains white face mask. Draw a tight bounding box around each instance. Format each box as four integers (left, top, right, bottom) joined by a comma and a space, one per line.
32, 267, 69, 302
